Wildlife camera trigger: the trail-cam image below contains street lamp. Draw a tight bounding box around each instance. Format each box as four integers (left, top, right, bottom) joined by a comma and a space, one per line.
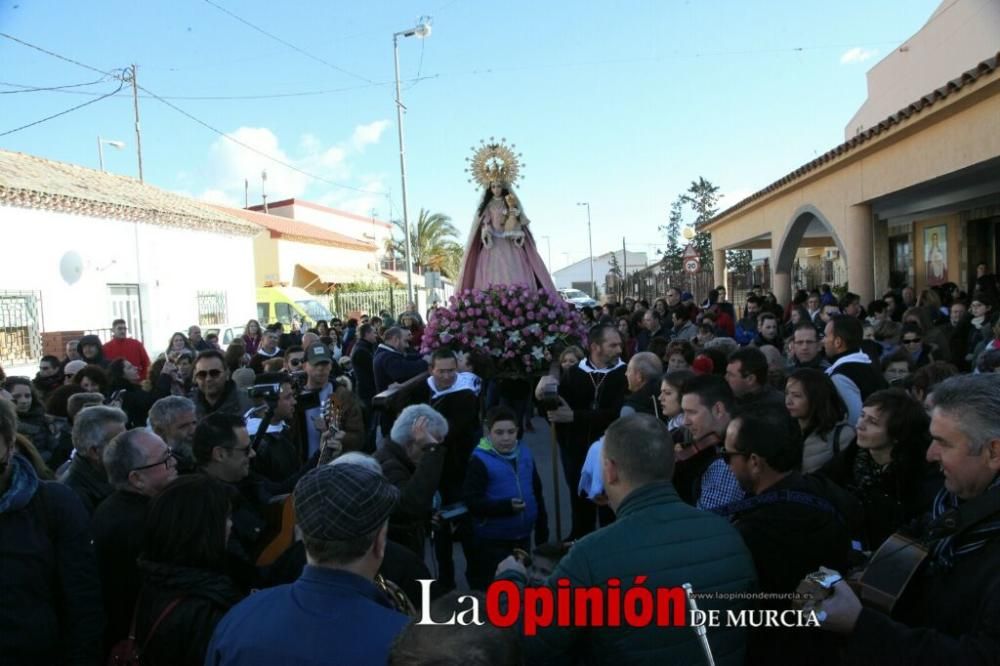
97, 136, 125, 172
576, 202, 595, 298
393, 16, 432, 303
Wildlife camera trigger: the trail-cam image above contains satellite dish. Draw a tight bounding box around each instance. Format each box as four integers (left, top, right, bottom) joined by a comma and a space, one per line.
681, 226, 696, 240
59, 251, 83, 285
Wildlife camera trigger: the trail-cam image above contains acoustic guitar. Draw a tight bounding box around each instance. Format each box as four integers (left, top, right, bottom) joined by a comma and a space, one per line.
797, 485, 1000, 615
255, 393, 341, 567
793, 533, 929, 618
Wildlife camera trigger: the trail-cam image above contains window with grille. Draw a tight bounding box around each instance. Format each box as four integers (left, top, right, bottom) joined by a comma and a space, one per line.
197, 291, 228, 326
0, 291, 44, 365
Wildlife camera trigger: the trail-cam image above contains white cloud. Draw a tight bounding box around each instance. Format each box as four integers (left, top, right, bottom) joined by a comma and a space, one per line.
198, 126, 311, 205
315, 175, 388, 217
193, 123, 386, 207
351, 120, 389, 150
839, 47, 878, 65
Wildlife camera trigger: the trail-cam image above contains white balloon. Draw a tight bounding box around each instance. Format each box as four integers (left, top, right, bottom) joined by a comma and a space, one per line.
59, 251, 83, 285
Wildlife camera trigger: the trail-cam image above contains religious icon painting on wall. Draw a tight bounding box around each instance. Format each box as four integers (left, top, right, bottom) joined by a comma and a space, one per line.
924, 225, 948, 287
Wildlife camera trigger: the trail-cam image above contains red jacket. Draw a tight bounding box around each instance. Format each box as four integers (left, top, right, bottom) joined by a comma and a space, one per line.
102, 338, 151, 380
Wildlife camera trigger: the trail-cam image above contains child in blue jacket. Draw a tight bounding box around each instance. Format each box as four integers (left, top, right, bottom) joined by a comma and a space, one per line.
463, 406, 548, 590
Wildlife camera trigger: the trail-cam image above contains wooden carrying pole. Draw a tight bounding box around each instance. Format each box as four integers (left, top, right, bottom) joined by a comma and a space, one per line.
549, 422, 563, 542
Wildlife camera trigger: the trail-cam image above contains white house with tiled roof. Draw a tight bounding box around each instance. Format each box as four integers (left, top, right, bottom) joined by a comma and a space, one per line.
0, 149, 261, 366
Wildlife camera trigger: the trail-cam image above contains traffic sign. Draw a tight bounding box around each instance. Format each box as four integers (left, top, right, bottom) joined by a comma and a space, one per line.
684, 257, 701, 274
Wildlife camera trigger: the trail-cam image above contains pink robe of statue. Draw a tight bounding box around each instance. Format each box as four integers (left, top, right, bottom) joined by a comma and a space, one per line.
456, 199, 557, 293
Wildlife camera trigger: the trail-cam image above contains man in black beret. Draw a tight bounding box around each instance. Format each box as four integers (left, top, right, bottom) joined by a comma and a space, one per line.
205, 464, 411, 666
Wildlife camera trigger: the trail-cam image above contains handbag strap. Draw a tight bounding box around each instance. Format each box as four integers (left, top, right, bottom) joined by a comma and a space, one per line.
138, 597, 186, 653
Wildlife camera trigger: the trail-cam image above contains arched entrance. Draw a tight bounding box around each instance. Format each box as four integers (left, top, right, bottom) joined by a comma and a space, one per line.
773, 205, 847, 302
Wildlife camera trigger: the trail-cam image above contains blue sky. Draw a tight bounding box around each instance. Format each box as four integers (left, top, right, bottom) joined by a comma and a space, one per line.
1, 0, 942, 270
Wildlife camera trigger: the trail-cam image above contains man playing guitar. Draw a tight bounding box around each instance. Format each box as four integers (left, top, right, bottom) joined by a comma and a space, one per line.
806, 375, 1000, 665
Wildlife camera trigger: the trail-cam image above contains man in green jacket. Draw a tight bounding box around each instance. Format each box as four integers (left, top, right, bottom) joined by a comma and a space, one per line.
497, 413, 757, 665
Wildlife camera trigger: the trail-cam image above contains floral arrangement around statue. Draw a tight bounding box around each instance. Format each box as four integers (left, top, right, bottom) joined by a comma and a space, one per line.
421, 285, 589, 378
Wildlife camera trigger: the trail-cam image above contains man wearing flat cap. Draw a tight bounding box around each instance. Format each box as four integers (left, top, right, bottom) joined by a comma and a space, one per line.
206, 464, 411, 665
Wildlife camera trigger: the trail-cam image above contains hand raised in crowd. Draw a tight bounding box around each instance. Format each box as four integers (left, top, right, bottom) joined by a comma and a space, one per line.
546, 397, 574, 423
160, 358, 179, 379
411, 415, 441, 446
317, 429, 345, 465
534, 375, 558, 401
311, 415, 328, 433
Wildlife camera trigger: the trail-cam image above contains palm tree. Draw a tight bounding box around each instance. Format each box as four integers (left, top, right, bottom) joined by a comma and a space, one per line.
390, 209, 464, 279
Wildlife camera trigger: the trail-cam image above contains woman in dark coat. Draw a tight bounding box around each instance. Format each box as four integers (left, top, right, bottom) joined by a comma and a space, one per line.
821, 388, 942, 551
106, 358, 155, 429
133, 475, 243, 666
3, 376, 58, 468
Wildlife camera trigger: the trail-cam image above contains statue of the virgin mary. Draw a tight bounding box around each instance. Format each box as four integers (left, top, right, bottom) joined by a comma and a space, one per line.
456, 139, 557, 293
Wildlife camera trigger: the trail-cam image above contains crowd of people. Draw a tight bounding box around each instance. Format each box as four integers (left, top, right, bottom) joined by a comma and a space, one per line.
1, 269, 999, 665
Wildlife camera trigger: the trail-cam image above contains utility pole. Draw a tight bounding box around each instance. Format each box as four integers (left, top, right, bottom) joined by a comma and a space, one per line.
622, 237, 627, 302
244, 179, 249, 209
261, 170, 269, 214
576, 202, 595, 299
126, 64, 144, 183
393, 33, 414, 303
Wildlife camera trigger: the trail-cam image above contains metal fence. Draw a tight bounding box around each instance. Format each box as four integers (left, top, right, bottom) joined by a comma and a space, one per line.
331, 286, 402, 319
0, 290, 44, 366
621, 268, 717, 304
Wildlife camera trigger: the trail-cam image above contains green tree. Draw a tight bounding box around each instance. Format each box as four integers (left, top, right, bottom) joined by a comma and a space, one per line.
658, 197, 685, 271
726, 248, 753, 276
679, 176, 719, 270
390, 209, 463, 279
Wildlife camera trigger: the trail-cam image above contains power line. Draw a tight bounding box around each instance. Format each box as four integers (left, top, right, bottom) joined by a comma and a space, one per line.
200, 0, 374, 83
0, 32, 385, 196
0, 75, 438, 100
0, 76, 110, 94
0, 77, 125, 137
136, 82, 385, 195
0, 31, 112, 76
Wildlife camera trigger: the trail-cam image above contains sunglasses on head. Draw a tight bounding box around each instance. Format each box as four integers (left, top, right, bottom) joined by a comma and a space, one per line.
194, 368, 224, 380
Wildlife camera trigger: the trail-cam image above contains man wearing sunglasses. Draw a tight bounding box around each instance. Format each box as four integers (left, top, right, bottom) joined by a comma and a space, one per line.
282, 345, 305, 373
715, 408, 854, 665
194, 413, 282, 585
192, 350, 251, 420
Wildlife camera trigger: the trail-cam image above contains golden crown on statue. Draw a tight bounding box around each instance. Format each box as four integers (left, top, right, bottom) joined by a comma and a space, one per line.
465, 137, 524, 188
